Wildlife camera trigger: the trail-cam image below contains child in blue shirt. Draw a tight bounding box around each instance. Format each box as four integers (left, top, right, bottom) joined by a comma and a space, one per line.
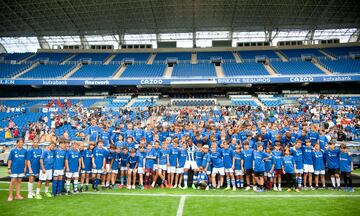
222, 142, 236, 191
127, 149, 139, 190
303, 139, 314, 189
312, 143, 325, 189
272, 142, 283, 191
339, 144, 354, 192
144, 143, 156, 189
241, 141, 254, 191
119, 147, 129, 188
324, 141, 340, 190
253, 143, 269, 192
36, 142, 55, 199
7, 139, 27, 202
65, 142, 81, 194
282, 147, 299, 192
264, 146, 274, 190
168, 140, 179, 188
92, 140, 107, 191
291, 140, 304, 189
175, 142, 187, 189
233, 145, 244, 188
111, 146, 121, 189
80, 142, 95, 192
26, 139, 42, 199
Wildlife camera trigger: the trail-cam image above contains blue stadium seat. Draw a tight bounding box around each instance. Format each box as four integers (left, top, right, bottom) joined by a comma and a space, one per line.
70, 53, 111, 63
154, 52, 192, 62
172, 63, 216, 77
111, 53, 150, 63
70, 64, 120, 78
26, 52, 72, 63
197, 52, 234, 61
1, 53, 33, 62
231, 99, 258, 106
320, 59, 360, 74
281, 49, 324, 60
323, 46, 360, 58
222, 63, 269, 76
239, 50, 280, 61
0, 63, 30, 78
19, 64, 75, 78
120, 64, 166, 78
270, 61, 324, 75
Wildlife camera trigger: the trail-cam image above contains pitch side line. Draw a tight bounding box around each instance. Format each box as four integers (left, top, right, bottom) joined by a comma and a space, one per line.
176, 195, 186, 216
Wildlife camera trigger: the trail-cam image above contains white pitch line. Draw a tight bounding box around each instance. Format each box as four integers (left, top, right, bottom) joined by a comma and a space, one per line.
176, 195, 186, 216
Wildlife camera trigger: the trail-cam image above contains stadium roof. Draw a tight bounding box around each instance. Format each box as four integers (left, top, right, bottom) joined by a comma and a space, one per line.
1, 0, 360, 37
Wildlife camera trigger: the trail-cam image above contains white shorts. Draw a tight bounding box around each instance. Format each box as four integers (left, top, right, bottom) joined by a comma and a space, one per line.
158, 165, 167, 171
138, 167, 144, 174
39, 170, 53, 181
212, 167, 225, 176
106, 164, 111, 173
225, 168, 234, 173
10, 173, 25, 178
176, 168, 184, 174
295, 169, 304, 174
184, 161, 198, 170
235, 170, 244, 176
66, 172, 79, 178
304, 164, 314, 173
53, 169, 64, 177
265, 172, 274, 178
206, 170, 212, 175
81, 170, 91, 174
120, 166, 127, 171
314, 170, 325, 175
153, 164, 158, 170
167, 166, 176, 173
112, 169, 119, 174
92, 169, 103, 174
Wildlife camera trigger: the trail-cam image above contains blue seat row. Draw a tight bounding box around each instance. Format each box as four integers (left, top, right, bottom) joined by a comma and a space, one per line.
71, 64, 120, 78
270, 61, 324, 75
172, 63, 216, 77
20, 64, 75, 78
222, 63, 269, 76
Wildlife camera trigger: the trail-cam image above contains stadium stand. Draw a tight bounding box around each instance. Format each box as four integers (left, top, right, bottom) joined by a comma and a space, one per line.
70, 64, 120, 78
69, 53, 111, 63
323, 46, 360, 58
222, 62, 269, 76
319, 59, 360, 74
154, 52, 192, 62
111, 53, 150, 63
238, 50, 280, 61
1, 52, 33, 62
120, 64, 166, 78
172, 63, 216, 77
19, 64, 75, 78
26, 52, 72, 63
270, 61, 324, 75
0, 63, 30, 78
280, 49, 325, 59
197, 52, 234, 61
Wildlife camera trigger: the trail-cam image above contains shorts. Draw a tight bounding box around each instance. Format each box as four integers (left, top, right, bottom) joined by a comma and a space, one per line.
26, 172, 39, 177
274, 169, 283, 175
184, 161, 198, 170
153, 164, 158, 170
81, 170, 91, 174
224, 168, 234, 173
145, 168, 154, 174
167, 166, 176, 173
206, 170, 212, 175
66, 172, 79, 178
120, 166, 127, 171
254, 172, 264, 177
53, 169, 64, 177
212, 167, 225, 176
245, 169, 253, 175
304, 164, 314, 173
265, 172, 274, 178
138, 167, 144, 174
10, 173, 25, 178
106, 164, 111, 173
176, 168, 184, 174
112, 169, 119, 174
328, 168, 339, 175
235, 170, 244, 176
158, 165, 167, 171
39, 170, 53, 181
92, 169, 103, 174
295, 169, 304, 174
314, 170, 325, 175
128, 168, 134, 173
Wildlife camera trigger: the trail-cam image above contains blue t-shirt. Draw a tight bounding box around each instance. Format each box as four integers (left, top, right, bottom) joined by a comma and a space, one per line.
178, 149, 187, 168
272, 150, 283, 170
145, 149, 157, 169
339, 152, 352, 172
253, 151, 268, 172
120, 152, 129, 167
127, 155, 139, 169
312, 151, 325, 171
136, 151, 146, 168
302, 146, 314, 165
86, 125, 101, 142
111, 152, 121, 170
26, 147, 42, 174
41, 149, 54, 170
66, 149, 80, 172
169, 147, 179, 167
283, 155, 295, 174
210, 150, 224, 169
319, 135, 329, 150
233, 152, 242, 170
325, 148, 340, 169
290, 147, 304, 170
8, 147, 27, 174
241, 149, 254, 170
308, 131, 319, 145
195, 150, 204, 167
158, 149, 169, 165
54, 149, 66, 170
100, 129, 113, 148
93, 147, 107, 169
222, 148, 234, 169
82, 149, 93, 171
265, 157, 273, 173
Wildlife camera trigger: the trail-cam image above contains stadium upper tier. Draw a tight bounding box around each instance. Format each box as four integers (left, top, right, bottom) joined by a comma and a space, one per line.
154, 52, 192, 62
323, 46, 360, 58
71, 64, 120, 78
120, 64, 166, 78
26, 52, 72, 63
172, 63, 216, 77
197, 52, 234, 61
270, 61, 325, 75
222, 62, 269, 76
110, 53, 150, 63
320, 59, 360, 74
19, 64, 75, 78
280, 48, 325, 59
69, 53, 111, 63
238, 50, 280, 61
0, 63, 30, 78
0, 52, 33, 62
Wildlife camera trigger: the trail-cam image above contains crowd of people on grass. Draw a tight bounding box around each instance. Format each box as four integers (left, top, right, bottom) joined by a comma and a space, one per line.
5, 102, 360, 201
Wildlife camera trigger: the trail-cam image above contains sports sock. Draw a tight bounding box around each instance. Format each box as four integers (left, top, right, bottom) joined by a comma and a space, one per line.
144, 176, 149, 186
36, 188, 40, 194
28, 182, 33, 195
298, 177, 302, 188
66, 180, 71, 192
58, 180, 63, 194
120, 176, 124, 185
231, 179, 236, 187
52, 180, 57, 195
184, 172, 188, 186
240, 180, 244, 187
74, 180, 78, 191
236, 179, 240, 187
336, 177, 340, 187
331, 177, 336, 187
45, 186, 49, 193
193, 173, 198, 184
226, 177, 230, 187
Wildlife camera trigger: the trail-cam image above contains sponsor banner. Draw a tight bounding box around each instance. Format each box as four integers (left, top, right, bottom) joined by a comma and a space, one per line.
0, 75, 359, 86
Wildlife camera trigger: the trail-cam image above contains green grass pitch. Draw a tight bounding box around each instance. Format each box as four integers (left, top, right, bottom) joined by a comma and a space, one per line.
0, 181, 359, 216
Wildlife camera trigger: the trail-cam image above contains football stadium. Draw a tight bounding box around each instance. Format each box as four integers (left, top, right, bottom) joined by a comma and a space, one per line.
0, 0, 360, 215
